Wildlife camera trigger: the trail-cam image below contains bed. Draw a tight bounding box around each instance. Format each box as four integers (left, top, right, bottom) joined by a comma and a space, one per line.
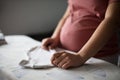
0, 35, 120, 80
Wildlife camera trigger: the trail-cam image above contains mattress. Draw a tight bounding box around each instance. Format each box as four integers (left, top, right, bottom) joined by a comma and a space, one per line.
0, 35, 120, 80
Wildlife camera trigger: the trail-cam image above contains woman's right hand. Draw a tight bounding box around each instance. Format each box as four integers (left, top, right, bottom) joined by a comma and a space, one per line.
41, 37, 59, 50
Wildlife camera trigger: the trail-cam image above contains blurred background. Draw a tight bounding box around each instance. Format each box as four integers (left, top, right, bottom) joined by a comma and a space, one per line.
0, 0, 67, 40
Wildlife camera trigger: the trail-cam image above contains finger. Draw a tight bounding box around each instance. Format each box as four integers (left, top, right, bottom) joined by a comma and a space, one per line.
41, 39, 51, 50
57, 57, 69, 68
52, 53, 67, 66
51, 51, 65, 64
42, 38, 51, 46
49, 43, 56, 49
62, 60, 71, 69
51, 53, 62, 64
41, 46, 49, 50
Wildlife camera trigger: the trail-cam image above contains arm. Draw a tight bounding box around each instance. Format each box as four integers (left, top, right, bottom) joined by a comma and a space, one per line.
51, 6, 70, 40
77, 2, 120, 61
41, 7, 70, 49
51, 2, 120, 69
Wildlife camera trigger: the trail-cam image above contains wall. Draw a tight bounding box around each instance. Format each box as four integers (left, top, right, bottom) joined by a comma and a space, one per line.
0, 0, 67, 35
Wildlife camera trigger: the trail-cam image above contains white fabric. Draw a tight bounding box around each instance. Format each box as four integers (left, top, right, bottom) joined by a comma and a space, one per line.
19, 47, 76, 69
0, 35, 120, 80
19, 48, 56, 68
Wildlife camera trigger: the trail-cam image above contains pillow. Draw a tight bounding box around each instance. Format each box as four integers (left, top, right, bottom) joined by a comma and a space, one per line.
0, 30, 7, 45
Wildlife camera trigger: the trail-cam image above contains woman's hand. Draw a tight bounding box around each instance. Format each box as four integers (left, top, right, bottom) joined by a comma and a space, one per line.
51, 52, 86, 69
41, 37, 59, 50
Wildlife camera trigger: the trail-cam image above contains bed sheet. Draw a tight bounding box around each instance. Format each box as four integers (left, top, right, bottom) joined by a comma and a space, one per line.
0, 35, 120, 80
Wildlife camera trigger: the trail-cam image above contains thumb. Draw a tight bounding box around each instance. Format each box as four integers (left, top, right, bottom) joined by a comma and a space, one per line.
49, 43, 56, 49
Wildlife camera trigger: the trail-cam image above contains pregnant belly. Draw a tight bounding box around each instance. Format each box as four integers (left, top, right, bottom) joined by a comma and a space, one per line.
60, 26, 95, 52
60, 17, 119, 56
60, 16, 97, 52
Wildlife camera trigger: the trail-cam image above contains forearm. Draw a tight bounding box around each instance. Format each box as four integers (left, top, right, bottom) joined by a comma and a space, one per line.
77, 2, 120, 61
77, 17, 119, 61
51, 7, 70, 40
51, 17, 67, 39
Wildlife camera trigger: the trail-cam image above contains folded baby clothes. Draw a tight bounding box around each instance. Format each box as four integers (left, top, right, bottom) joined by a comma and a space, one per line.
19, 46, 75, 69
19, 47, 56, 69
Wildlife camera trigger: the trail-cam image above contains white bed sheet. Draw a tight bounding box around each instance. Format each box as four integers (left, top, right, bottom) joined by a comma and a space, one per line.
0, 35, 120, 80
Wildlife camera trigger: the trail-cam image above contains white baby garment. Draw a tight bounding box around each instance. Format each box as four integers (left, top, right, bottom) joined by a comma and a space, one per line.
19, 47, 57, 69
19, 47, 75, 69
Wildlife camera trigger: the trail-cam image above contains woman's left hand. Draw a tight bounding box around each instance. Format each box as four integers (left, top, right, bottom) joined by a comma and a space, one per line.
51, 52, 86, 69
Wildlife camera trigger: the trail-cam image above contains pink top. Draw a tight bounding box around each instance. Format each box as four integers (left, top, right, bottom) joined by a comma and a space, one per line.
60, 0, 120, 57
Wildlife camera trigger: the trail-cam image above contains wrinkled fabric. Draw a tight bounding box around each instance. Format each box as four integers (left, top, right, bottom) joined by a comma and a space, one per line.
19, 47, 75, 69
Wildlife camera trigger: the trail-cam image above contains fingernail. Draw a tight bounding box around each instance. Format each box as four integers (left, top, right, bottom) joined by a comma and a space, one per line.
53, 61, 56, 64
